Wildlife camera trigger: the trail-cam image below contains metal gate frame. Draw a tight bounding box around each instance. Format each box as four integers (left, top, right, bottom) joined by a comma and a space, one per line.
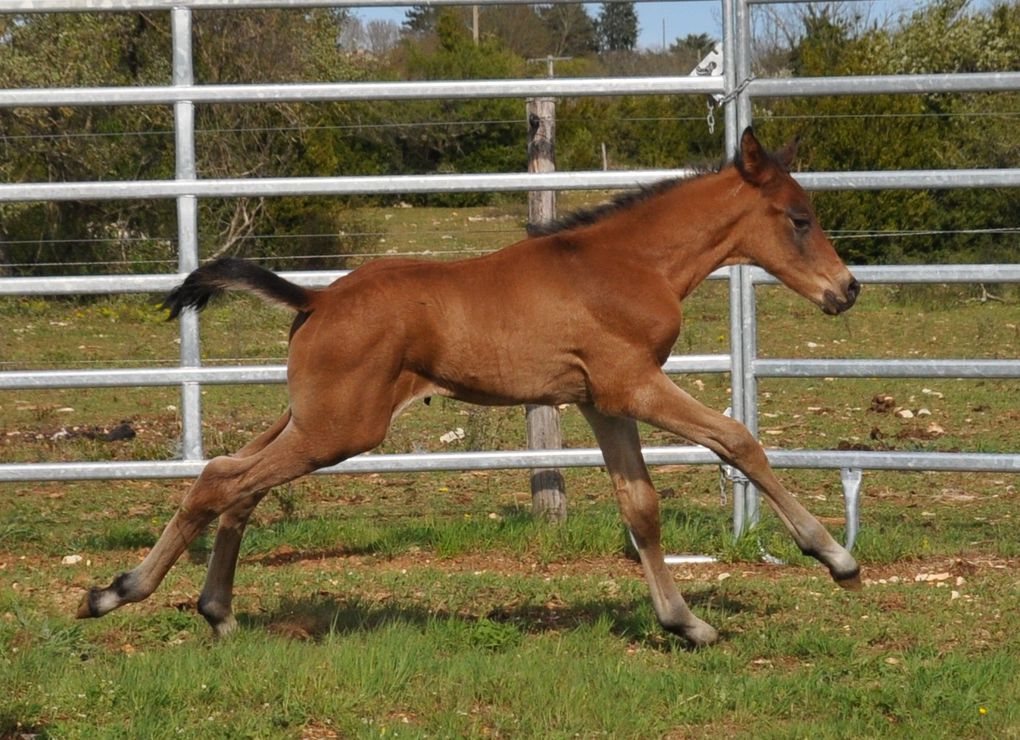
2, 0, 1019, 544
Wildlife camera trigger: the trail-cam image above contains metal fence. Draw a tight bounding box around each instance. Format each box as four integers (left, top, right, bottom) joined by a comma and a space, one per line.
2, 0, 1019, 545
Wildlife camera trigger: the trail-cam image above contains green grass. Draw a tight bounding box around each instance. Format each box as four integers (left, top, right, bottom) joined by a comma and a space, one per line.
2, 553, 1018, 738
2, 204, 1019, 737
2, 470, 1018, 737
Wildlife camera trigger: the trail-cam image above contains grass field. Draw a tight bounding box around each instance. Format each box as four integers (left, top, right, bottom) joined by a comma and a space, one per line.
2, 204, 1019, 738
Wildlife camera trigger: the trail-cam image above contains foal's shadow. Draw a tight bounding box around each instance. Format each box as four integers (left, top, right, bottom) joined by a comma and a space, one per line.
239, 586, 756, 651
185, 537, 379, 567
195, 503, 760, 647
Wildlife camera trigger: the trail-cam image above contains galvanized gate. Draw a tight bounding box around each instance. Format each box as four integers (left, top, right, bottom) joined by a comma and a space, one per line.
2, 0, 1019, 544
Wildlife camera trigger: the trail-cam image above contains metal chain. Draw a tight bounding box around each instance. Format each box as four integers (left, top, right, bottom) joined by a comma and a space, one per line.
706, 75, 757, 134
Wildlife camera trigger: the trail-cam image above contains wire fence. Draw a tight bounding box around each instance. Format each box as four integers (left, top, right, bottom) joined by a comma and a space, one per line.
8, 107, 1020, 146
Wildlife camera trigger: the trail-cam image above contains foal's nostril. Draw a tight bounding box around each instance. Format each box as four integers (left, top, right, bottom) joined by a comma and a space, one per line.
846, 278, 861, 303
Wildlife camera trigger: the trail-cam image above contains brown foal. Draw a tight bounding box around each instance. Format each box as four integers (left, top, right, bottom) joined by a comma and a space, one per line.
77, 128, 861, 647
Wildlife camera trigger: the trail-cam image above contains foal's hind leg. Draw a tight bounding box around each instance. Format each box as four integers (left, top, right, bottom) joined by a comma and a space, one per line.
197, 373, 431, 635
196, 492, 268, 637
195, 411, 291, 637
579, 405, 719, 647
77, 416, 335, 621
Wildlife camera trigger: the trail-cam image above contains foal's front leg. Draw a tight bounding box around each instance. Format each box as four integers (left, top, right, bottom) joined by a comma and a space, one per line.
579, 404, 719, 647
609, 373, 860, 587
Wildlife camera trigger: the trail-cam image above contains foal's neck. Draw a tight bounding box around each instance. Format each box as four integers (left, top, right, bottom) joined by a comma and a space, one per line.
595, 167, 752, 301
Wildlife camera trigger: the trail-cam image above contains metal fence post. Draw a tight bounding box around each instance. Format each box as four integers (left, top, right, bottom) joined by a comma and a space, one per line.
732, 0, 762, 535
722, 0, 750, 537
172, 6, 203, 461
739, 262, 761, 527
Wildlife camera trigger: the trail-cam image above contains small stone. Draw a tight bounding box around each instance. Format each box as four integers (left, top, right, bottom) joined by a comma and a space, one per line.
439, 427, 465, 444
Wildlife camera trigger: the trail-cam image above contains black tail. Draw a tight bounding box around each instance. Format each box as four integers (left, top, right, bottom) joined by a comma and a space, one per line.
161, 258, 312, 320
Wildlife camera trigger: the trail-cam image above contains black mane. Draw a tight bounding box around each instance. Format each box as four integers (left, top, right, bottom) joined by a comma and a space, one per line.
525, 167, 717, 238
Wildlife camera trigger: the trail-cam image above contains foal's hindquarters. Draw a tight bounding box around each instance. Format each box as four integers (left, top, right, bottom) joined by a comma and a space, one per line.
77, 303, 420, 634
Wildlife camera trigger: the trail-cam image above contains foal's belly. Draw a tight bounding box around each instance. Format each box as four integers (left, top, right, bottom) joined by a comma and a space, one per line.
434, 375, 591, 408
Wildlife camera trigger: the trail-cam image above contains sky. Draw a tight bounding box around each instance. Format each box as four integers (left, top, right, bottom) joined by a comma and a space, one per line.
635, 1, 721, 50
355, 1, 990, 54
355, 1, 721, 52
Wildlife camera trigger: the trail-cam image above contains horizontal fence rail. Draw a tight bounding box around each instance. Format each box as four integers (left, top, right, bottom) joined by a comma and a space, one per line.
0, 356, 735, 391
752, 265, 1020, 284
2, 71, 1017, 109
9, 260, 1018, 298
748, 72, 1020, 97
3, 0, 697, 11
754, 359, 1020, 379
3, 169, 1020, 205
4, 448, 1018, 484
0, 77, 726, 108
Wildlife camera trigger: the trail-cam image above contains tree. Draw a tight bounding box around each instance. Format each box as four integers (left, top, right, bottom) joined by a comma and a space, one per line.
671, 32, 715, 57
4, 1, 1017, 273
0, 12, 174, 276
366, 20, 402, 55
0, 9, 375, 275
595, 2, 638, 53
191, 9, 369, 267
538, 4, 599, 57
787, 5, 857, 75
348, 9, 525, 204
403, 5, 441, 36
670, 33, 717, 71
340, 16, 401, 55
339, 15, 366, 51
477, 5, 554, 58
759, 0, 1020, 264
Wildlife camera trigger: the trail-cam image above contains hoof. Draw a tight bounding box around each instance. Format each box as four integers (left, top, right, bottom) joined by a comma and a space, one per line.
835, 571, 863, 591
830, 558, 862, 591
683, 621, 720, 648
663, 617, 719, 648
809, 546, 860, 591
209, 613, 239, 639
76, 572, 139, 619
198, 594, 238, 639
76, 586, 119, 619
76, 589, 101, 619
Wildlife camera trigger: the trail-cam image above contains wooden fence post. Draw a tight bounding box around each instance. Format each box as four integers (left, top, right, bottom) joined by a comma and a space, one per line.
526, 97, 567, 523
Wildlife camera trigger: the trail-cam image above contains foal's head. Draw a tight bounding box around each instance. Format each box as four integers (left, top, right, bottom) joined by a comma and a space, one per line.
731, 127, 859, 315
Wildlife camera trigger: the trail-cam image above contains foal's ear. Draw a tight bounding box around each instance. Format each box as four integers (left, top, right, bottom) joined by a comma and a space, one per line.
775, 135, 800, 170
735, 126, 776, 186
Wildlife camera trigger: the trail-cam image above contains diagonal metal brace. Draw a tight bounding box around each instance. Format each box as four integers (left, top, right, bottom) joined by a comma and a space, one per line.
840, 468, 863, 552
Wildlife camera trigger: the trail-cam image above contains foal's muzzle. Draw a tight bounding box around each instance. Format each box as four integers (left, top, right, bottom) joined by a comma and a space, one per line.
822, 277, 861, 315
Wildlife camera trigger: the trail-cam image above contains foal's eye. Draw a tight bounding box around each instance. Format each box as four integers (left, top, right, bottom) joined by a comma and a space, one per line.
789, 215, 811, 231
